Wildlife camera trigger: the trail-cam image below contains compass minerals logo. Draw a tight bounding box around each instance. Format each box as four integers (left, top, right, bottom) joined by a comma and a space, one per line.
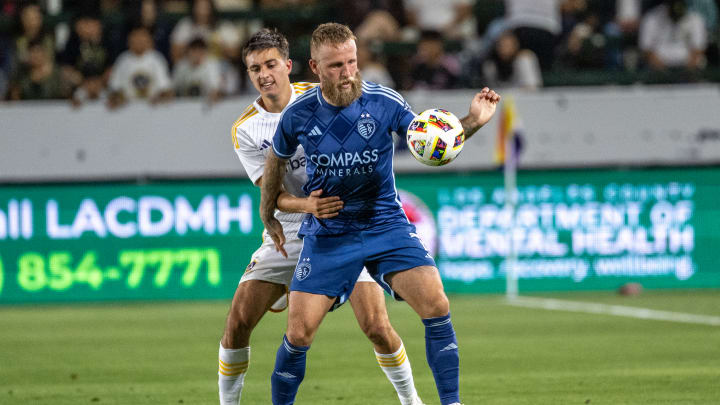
309, 149, 380, 177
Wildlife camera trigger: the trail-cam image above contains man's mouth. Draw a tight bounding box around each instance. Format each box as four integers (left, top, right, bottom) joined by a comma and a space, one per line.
261, 81, 275, 90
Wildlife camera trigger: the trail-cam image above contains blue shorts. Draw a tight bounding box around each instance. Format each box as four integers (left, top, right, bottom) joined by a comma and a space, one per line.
290, 222, 436, 302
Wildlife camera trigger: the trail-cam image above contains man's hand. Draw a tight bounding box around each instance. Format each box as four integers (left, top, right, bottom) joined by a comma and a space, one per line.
305, 189, 343, 219
461, 87, 501, 139
264, 216, 288, 258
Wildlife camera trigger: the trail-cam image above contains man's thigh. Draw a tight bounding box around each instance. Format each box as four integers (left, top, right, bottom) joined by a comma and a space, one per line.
363, 223, 436, 300
290, 233, 365, 299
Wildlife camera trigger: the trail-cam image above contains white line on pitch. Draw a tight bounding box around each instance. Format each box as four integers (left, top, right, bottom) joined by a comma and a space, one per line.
506, 296, 720, 326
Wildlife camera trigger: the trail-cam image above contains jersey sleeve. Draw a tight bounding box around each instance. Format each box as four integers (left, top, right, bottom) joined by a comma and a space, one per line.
233, 126, 266, 184
392, 95, 416, 138
272, 110, 299, 159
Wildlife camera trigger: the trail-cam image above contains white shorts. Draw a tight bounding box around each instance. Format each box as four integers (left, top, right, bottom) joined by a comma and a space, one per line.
239, 234, 375, 310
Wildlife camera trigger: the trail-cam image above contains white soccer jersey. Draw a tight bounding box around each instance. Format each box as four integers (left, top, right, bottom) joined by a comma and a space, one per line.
232, 82, 318, 235
109, 50, 172, 100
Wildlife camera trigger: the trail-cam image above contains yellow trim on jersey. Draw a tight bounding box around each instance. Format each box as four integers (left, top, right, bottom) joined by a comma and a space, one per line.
231, 105, 259, 149
292, 82, 318, 94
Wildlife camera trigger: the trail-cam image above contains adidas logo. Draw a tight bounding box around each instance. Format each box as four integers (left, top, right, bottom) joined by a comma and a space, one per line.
275, 371, 296, 379
260, 139, 272, 150
308, 126, 322, 137
440, 343, 458, 352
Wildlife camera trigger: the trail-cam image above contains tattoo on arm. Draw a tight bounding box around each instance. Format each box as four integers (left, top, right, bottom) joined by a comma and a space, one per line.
461, 115, 482, 141
260, 152, 287, 225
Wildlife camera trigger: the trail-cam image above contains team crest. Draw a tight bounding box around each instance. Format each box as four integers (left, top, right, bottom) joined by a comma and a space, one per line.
295, 258, 312, 281
245, 259, 257, 274
358, 112, 376, 139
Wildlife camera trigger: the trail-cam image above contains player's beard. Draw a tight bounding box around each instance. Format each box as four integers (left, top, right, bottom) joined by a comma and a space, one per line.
323, 71, 362, 107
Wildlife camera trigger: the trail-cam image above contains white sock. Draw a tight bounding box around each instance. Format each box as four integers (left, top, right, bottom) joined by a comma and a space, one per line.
218, 344, 249, 405
375, 342, 419, 405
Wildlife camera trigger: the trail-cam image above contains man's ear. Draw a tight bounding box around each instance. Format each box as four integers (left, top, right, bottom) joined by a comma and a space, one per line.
308, 58, 318, 75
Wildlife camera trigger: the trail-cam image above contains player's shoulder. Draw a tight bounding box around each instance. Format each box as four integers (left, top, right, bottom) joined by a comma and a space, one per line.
284, 83, 319, 114
361, 81, 407, 107
231, 103, 260, 134
292, 81, 319, 95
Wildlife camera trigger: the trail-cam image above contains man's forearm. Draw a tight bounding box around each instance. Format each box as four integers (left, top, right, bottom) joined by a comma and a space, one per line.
277, 192, 308, 213
460, 115, 483, 140
260, 152, 287, 224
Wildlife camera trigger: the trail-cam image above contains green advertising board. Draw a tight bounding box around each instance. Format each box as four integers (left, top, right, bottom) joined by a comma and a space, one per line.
1, 167, 719, 303
0, 181, 258, 303
396, 167, 720, 294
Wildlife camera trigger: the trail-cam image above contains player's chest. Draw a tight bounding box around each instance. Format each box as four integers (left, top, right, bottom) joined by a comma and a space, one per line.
297, 108, 392, 154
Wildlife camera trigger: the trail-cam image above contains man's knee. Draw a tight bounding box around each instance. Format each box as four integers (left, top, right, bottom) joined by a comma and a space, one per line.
361, 318, 394, 346
223, 308, 254, 347
286, 327, 315, 347
421, 292, 450, 319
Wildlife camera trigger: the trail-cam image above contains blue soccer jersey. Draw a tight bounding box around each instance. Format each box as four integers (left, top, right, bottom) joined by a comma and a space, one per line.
273, 81, 416, 236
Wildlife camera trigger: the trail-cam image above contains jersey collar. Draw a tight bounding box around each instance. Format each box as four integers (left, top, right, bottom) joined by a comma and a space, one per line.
253, 83, 297, 116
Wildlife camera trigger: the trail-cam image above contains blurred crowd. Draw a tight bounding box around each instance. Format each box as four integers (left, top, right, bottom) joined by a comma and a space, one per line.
0, 0, 718, 107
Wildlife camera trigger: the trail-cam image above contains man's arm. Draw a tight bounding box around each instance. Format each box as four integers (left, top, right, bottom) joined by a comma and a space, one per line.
277, 189, 343, 219
460, 87, 501, 140
260, 151, 288, 257
256, 177, 344, 218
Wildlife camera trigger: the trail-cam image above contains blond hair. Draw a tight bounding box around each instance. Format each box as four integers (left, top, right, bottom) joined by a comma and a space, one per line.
310, 23, 357, 57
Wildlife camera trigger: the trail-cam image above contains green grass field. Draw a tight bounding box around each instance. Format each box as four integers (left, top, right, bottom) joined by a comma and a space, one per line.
1, 290, 719, 404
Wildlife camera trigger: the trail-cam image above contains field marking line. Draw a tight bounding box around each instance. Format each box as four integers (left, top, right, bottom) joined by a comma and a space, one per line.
506, 296, 720, 326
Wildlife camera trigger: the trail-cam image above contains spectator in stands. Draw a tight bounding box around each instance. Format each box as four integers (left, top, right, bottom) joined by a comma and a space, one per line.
358, 40, 395, 87
13, 3, 54, 67
616, 0, 642, 35
482, 30, 543, 89
169, 0, 241, 64
107, 26, 173, 109
127, 0, 174, 64
172, 37, 222, 103
59, 12, 109, 89
8, 38, 71, 100
559, 2, 615, 70
639, 0, 707, 70
687, 0, 719, 66
71, 64, 107, 107
404, 0, 476, 41
407, 30, 461, 89
503, 0, 562, 71
337, 0, 407, 33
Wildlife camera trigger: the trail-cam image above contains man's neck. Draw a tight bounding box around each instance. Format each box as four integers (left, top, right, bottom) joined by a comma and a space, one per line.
260, 83, 292, 113
320, 89, 340, 107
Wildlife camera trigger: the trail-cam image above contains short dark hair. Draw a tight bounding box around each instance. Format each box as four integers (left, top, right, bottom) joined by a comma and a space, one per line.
242, 28, 289, 65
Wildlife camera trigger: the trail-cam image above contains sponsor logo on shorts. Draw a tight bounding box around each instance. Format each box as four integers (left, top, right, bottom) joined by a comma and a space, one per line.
295, 257, 312, 281
245, 259, 257, 273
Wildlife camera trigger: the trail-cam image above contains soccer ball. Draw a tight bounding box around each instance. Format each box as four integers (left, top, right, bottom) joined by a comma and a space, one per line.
406, 109, 465, 166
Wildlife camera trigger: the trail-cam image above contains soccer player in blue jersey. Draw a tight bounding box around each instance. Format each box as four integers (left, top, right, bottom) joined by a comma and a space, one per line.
260, 23, 501, 405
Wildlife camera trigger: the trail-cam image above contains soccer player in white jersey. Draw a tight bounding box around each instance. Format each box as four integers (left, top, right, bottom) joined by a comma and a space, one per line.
218, 28, 425, 405
261, 24, 500, 405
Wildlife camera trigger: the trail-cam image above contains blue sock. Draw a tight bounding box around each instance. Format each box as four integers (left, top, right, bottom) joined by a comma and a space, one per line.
271, 335, 309, 405
422, 313, 460, 405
